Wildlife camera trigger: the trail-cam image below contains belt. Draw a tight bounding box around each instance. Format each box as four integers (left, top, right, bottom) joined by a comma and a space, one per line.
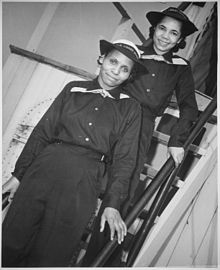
53, 140, 106, 162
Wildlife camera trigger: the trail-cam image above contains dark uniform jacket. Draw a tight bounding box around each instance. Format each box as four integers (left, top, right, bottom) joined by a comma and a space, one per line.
12, 79, 141, 211
124, 43, 198, 147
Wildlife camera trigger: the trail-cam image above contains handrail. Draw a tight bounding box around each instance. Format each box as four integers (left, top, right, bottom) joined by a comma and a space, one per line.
9, 45, 96, 81
126, 169, 179, 266
126, 113, 208, 265
126, 144, 194, 265
90, 95, 217, 267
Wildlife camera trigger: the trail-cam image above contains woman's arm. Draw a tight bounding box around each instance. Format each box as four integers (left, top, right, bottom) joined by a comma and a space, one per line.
101, 101, 142, 243
12, 82, 73, 181
168, 63, 198, 166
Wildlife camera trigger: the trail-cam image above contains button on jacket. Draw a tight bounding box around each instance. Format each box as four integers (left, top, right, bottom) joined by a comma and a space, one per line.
12, 78, 141, 210
124, 43, 198, 147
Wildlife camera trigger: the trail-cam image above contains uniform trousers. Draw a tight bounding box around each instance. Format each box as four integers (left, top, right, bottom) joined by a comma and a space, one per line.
2, 143, 105, 267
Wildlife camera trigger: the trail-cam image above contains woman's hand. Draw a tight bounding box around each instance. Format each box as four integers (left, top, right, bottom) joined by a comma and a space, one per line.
2, 176, 20, 202
100, 207, 127, 244
168, 146, 184, 167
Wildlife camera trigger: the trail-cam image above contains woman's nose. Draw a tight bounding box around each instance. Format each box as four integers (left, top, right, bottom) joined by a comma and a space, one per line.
162, 30, 169, 39
112, 66, 120, 75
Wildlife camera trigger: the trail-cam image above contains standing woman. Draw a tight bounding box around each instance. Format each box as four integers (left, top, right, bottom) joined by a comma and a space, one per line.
82, 7, 199, 266
2, 39, 146, 267
123, 7, 199, 213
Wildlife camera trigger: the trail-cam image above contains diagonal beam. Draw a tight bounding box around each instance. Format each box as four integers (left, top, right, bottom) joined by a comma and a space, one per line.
113, 2, 147, 44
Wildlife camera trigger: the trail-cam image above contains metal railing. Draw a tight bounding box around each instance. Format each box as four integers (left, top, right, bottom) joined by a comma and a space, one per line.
90, 94, 217, 267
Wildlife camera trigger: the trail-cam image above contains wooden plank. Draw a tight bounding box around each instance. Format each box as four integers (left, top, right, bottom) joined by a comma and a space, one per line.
133, 132, 217, 267
152, 130, 206, 156
10, 45, 96, 80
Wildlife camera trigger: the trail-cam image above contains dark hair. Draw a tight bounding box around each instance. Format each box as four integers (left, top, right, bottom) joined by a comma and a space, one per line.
149, 21, 187, 53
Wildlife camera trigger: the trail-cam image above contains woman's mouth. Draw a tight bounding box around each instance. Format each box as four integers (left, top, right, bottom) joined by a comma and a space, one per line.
106, 73, 118, 82
158, 39, 169, 46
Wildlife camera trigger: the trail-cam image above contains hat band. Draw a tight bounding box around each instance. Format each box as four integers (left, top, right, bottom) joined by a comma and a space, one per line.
116, 43, 139, 59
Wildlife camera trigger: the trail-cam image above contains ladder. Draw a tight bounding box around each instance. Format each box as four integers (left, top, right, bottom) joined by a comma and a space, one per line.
88, 94, 217, 267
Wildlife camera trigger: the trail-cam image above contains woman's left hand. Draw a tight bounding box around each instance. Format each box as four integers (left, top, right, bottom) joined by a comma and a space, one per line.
168, 146, 185, 167
100, 207, 127, 244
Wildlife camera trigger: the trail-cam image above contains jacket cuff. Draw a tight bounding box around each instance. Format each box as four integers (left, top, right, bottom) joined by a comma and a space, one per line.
168, 136, 184, 148
102, 193, 126, 211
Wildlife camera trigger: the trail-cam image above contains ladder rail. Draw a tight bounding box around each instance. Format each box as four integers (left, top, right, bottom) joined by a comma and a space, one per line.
126, 155, 191, 266
90, 94, 217, 267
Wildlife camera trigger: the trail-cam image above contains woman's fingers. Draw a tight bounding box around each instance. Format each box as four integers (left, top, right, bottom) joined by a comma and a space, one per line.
101, 207, 127, 244
2, 176, 20, 202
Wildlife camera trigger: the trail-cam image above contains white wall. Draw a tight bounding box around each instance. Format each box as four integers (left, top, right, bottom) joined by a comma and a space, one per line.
2, 2, 47, 64
2, 2, 179, 73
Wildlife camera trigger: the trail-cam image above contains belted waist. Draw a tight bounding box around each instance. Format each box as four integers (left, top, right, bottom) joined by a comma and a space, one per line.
53, 140, 106, 162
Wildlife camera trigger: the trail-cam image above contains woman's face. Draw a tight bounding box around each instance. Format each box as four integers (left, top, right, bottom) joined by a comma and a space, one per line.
98, 50, 134, 90
153, 16, 182, 55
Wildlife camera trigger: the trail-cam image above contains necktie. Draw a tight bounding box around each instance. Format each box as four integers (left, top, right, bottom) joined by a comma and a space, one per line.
70, 87, 115, 99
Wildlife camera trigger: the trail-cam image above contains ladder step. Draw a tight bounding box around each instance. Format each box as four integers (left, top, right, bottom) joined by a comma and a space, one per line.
152, 130, 206, 156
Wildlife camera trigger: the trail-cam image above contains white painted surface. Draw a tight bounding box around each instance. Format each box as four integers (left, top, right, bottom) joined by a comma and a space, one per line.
133, 125, 217, 267
2, 57, 85, 185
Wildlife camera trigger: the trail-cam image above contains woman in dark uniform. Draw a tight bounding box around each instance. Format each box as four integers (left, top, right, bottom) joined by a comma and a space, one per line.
2, 39, 146, 267
82, 7, 199, 267
125, 8, 199, 204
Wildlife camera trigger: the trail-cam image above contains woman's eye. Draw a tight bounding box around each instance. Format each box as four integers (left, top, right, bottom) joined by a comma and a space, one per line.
171, 31, 178, 36
122, 67, 129, 73
158, 25, 165, 30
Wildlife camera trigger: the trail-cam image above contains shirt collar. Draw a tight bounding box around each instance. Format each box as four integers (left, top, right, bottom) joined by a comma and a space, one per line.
88, 78, 126, 100
140, 43, 173, 63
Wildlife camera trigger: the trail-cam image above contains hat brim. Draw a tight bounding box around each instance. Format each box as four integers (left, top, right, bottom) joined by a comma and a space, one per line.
100, 40, 147, 70
146, 11, 198, 37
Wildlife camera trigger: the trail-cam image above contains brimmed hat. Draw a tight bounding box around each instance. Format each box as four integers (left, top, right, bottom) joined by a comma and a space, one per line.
146, 7, 198, 37
100, 39, 147, 70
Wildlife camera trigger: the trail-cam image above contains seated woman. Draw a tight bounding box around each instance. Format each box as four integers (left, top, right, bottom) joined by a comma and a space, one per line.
2, 38, 147, 267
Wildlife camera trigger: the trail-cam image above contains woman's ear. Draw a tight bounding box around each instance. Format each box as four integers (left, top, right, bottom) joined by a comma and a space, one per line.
97, 55, 104, 65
